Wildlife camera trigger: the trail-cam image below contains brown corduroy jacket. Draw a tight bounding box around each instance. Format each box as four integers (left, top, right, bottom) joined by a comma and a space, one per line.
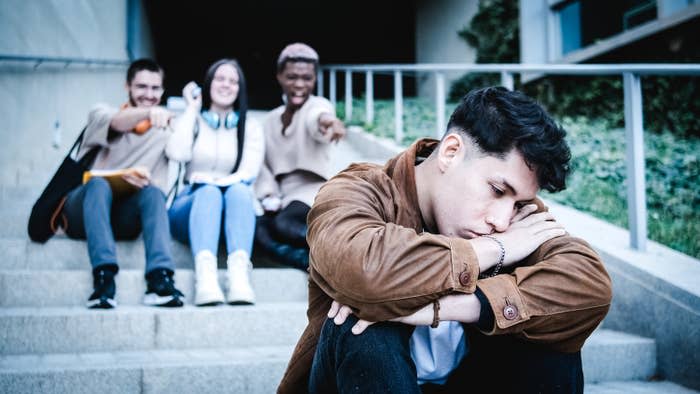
277, 139, 612, 394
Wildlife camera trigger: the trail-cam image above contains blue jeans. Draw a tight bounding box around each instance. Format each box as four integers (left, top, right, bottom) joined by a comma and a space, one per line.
310, 316, 583, 394
62, 177, 174, 274
168, 183, 255, 257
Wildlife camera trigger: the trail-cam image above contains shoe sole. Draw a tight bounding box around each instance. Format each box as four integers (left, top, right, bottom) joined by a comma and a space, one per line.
86, 298, 117, 309
143, 293, 183, 307
195, 300, 224, 307
228, 300, 255, 306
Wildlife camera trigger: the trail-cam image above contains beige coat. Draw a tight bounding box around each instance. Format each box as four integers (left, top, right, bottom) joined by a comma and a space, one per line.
79, 104, 172, 194
254, 96, 335, 207
277, 139, 612, 393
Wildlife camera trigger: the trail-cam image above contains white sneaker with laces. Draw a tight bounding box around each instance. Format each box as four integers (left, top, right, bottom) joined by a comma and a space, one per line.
226, 250, 256, 305
194, 250, 225, 306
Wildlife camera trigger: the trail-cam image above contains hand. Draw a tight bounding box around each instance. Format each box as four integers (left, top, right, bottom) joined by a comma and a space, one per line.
327, 300, 436, 335
149, 106, 174, 129
183, 81, 202, 110
261, 196, 282, 212
472, 204, 566, 271
328, 300, 377, 335
189, 172, 216, 185
121, 167, 151, 189
318, 113, 346, 143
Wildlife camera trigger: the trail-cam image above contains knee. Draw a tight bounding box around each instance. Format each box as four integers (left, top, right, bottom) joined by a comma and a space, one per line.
139, 185, 165, 201
137, 185, 166, 209
84, 177, 112, 197
223, 183, 252, 204
322, 317, 409, 358
194, 184, 223, 204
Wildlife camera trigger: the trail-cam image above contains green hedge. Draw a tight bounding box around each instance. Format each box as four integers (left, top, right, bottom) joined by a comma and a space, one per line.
337, 99, 700, 258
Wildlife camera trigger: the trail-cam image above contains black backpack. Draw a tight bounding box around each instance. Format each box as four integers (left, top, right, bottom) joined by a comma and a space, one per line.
27, 128, 99, 242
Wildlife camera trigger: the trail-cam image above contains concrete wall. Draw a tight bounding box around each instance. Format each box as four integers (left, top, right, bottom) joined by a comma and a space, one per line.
415, 0, 478, 100
546, 201, 700, 390
0, 0, 153, 189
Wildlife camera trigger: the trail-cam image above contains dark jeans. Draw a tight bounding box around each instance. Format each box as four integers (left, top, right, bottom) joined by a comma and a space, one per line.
254, 200, 310, 270
62, 177, 174, 274
309, 316, 583, 394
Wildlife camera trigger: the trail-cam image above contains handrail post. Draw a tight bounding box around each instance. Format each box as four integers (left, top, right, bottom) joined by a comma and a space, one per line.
317, 68, 324, 97
501, 71, 514, 90
366, 71, 374, 125
345, 71, 353, 121
435, 72, 446, 138
394, 70, 404, 144
623, 72, 648, 251
329, 69, 337, 108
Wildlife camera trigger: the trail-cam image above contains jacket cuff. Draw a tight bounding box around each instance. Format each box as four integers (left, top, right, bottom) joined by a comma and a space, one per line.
474, 287, 494, 331
476, 275, 531, 334
450, 238, 480, 293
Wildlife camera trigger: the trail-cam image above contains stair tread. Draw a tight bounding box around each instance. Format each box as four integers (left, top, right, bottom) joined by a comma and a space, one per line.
0, 345, 295, 371
0, 302, 307, 316
586, 380, 700, 394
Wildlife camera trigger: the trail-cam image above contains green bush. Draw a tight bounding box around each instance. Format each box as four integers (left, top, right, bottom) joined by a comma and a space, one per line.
338, 99, 700, 258
449, 0, 700, 137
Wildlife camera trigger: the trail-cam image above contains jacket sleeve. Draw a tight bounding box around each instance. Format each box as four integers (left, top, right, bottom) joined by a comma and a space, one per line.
165, 107, 197, 162
78, 104, 118, 157
304, 98, 335, 143
307, 170, 481, 322
476, 235, 612, 352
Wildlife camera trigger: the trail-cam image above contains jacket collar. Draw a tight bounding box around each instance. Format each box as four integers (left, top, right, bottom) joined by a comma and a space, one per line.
383, 138, 440, 231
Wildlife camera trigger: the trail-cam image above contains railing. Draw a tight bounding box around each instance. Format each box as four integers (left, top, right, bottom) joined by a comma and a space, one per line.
0, 54, 129, 68
318, 63, 700, 252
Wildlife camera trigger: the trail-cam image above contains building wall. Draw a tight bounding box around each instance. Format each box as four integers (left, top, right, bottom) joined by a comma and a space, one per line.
0, 0, 153, 188
415, 0, 478, 100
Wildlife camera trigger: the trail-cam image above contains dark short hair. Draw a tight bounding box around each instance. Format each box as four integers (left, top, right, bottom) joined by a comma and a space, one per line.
126, 58, 164, 84
445, 86, 571, 192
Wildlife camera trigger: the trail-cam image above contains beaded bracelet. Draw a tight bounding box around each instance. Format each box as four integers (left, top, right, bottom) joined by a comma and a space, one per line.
430, 299, 440, 328
482, 235, 505, 277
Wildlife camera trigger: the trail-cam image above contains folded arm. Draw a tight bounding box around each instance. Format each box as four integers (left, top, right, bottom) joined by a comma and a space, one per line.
307, 170, 481, 322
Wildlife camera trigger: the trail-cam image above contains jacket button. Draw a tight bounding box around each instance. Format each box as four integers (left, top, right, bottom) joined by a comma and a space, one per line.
458, 271, 471, 286
503, 305, 519, 320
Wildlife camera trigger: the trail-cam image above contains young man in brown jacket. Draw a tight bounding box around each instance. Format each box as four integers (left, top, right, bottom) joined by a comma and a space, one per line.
277, 87, 612, 393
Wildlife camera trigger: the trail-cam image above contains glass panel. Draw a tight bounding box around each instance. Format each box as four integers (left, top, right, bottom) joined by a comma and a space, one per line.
556, 0, 658, 55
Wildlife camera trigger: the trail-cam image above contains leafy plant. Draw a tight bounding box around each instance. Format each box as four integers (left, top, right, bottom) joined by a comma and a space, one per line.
338, 99, 700, 258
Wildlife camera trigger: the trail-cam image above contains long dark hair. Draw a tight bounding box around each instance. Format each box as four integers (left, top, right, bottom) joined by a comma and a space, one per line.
202, 58, 248, 173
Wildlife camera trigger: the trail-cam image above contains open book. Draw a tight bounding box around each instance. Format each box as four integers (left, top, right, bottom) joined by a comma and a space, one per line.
82, 167, 147, 195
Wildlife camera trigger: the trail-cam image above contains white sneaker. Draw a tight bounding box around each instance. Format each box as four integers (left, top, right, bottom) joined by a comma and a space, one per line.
194, 250, 224, 306
226, 250, 256, 305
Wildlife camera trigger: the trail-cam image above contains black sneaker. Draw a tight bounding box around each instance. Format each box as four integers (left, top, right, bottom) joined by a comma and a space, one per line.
86, 267, 117, 309
144, 269, 184, 307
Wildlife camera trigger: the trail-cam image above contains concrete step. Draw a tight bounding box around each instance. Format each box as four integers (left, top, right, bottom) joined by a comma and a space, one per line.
586, 381, 700, 394
0, 303, 307, 355
0, 236, 288, 270
582, 329, 656, 383
2, 345, 692, 394
0, 345, 294, 394
0, 268, 308, 307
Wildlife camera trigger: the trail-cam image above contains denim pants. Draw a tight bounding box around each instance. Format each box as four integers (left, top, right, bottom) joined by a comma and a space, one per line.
309, 315, 584, 394
62, 177, 174, 274
168, 183, 255, 257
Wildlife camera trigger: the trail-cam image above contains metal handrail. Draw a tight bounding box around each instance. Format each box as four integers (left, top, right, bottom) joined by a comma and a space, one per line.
0, 55, 129, 68
318, 62, 700, 252
322, 63, 700, 75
